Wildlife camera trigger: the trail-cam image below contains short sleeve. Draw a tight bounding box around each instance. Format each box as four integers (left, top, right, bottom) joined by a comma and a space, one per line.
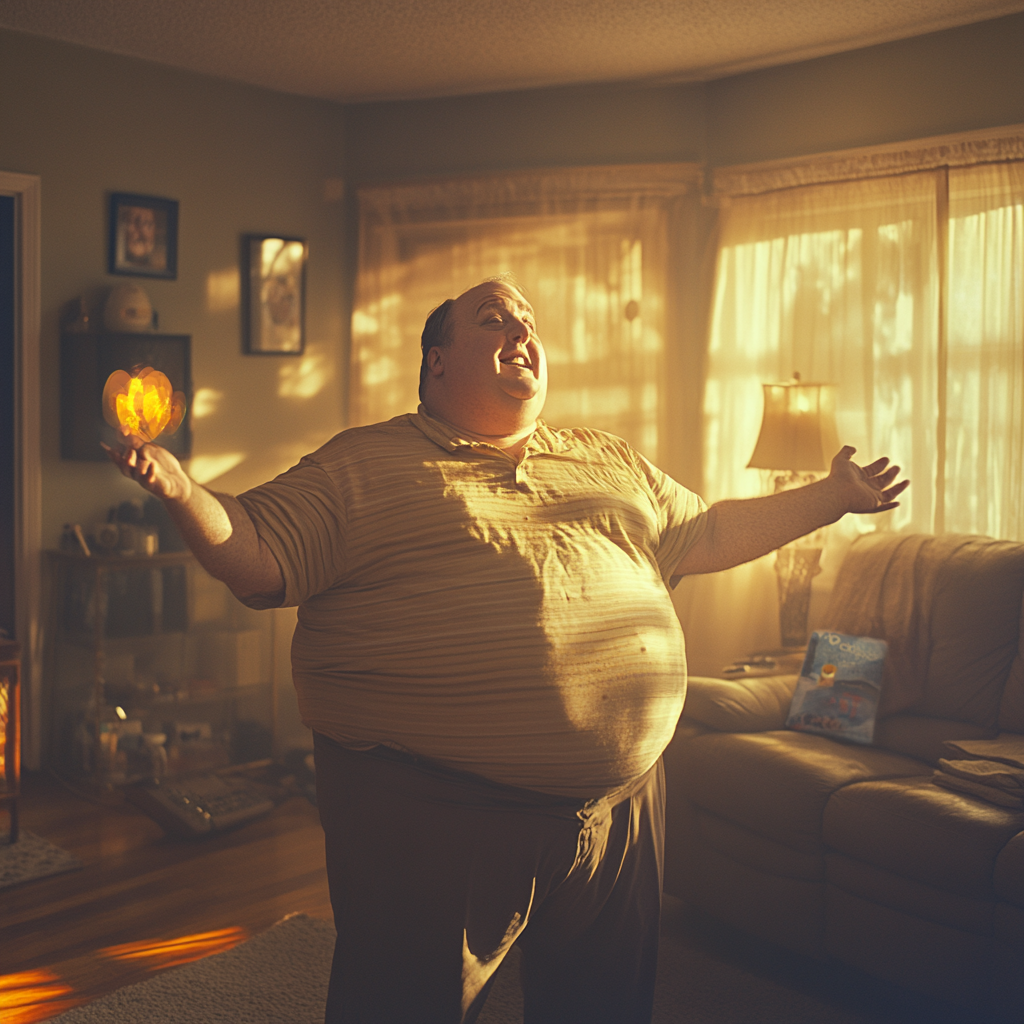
236, 459, 348, 607
632, 451, 709, 586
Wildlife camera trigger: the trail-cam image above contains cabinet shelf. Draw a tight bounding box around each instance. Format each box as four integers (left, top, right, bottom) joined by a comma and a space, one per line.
46, 549, 275, 786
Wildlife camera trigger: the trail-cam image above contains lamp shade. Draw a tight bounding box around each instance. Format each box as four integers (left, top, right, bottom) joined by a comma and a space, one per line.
747, 376, 840, 472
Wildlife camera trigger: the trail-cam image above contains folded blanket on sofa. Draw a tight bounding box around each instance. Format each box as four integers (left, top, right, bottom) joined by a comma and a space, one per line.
937, 757, 1024, 792
943, 734, 1024, 770
932, 770, 1024, 809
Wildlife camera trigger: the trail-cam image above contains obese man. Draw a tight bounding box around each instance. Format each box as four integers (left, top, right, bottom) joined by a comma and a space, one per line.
108, 278, 908, 1024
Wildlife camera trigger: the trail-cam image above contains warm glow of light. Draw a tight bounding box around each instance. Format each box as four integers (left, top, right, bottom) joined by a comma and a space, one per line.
187, 453, 247, 484
206, 267, 240, 313
191, 387, 224, 420
103, 367, 186, 443
278, 351, 329, 399
99, 927, 249, 971
0, 969, 84, 1024
0, 929, 249, 1023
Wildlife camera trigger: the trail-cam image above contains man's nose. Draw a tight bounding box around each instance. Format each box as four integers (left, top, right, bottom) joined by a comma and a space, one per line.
507, 317, 529, 341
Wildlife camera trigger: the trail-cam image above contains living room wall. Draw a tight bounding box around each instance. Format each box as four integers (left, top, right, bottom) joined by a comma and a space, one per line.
0, 28, 349, 550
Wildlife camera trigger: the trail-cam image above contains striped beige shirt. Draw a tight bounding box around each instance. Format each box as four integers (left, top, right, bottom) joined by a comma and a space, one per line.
237, 408, 708, 797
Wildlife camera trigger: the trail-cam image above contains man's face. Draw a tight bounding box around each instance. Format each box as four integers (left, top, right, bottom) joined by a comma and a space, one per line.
427, 281, 547, 430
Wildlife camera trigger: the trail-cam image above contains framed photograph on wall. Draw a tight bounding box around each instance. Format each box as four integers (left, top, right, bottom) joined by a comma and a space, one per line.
243, 234, 307, 354
108, 193, 178, 279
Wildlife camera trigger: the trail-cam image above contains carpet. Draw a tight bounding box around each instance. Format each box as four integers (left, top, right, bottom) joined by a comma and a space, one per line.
0, 830, 82, 890
53, 913, 334, 1024
50, 897, 976, 1024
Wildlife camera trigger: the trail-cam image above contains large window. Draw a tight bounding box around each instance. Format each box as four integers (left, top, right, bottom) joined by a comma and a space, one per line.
703, 159, 1024, 542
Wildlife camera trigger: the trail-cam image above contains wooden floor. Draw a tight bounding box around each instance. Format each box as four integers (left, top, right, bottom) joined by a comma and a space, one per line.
0, 771, 333, 1021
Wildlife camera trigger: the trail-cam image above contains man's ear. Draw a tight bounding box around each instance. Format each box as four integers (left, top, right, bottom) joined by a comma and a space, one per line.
426, 346, 445, 377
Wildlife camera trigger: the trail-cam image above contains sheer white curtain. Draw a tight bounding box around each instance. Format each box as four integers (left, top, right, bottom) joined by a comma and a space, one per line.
945, 161, 1024, 538
677, 172, 941, 674
351, 167, 698, 470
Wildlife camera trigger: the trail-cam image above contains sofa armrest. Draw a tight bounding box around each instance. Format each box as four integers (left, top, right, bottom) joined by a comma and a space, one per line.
683, 673, 799, 733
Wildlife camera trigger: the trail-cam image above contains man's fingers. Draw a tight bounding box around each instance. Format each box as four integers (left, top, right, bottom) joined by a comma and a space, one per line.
861, 456, 890, 476
872, 464, 901, 487
884, 479, 911, 500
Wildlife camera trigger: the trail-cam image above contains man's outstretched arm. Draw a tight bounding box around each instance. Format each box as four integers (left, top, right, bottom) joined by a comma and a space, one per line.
105, 440, 285, 604
675, 446, 909, 577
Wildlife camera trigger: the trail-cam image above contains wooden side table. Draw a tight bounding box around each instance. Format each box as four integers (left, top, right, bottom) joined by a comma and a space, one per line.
0, 639, 21, 843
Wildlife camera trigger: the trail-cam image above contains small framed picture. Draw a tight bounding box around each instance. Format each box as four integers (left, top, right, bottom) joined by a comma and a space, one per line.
243, 235, 307, 355
108, 193, 178, 279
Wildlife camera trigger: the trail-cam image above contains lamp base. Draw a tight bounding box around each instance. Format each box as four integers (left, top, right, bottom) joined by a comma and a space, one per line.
774, 546, 822, 649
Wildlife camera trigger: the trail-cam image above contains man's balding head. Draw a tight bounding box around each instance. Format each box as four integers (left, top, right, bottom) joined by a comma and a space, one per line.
419, 278, 547, 438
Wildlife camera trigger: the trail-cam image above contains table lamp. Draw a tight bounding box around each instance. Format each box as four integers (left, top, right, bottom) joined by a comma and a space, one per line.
748, 373, 840, 649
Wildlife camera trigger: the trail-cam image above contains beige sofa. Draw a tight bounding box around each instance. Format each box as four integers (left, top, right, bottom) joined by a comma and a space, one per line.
663, 533, 1024, 1021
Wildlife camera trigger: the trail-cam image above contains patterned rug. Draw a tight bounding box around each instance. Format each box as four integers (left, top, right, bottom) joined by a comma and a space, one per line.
0, 830, 83, 890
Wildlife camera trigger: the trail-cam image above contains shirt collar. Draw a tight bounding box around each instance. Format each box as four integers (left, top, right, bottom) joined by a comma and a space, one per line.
410, 405, 576, 456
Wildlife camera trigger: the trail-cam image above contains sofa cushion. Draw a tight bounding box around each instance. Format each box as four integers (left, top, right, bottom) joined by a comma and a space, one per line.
823, 777, 1024, 900
689, 835, 826, 958
826, 851, 994, 935
995, 831, 1024, 908
677, 730, 924, 854
696, 806, 824, 881
873, 714, 998, 766
825, 534, 1024, 725
682, 674, 798, 733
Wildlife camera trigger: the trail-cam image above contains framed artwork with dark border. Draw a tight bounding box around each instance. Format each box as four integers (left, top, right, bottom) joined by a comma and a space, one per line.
108, 193, 178, 279
242, 234, 307, 354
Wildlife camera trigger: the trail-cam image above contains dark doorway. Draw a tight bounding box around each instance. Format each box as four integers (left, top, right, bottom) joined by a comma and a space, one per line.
0, 194, 15, 640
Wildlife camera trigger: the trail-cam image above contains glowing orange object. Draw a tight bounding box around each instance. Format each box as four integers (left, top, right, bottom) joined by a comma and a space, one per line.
102, 366, 186, 443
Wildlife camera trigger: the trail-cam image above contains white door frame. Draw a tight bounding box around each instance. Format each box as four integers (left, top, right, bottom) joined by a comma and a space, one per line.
1, 172, 42, 770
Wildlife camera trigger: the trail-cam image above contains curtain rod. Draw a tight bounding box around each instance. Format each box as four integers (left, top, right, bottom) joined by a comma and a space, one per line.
711, 123, 1024, 200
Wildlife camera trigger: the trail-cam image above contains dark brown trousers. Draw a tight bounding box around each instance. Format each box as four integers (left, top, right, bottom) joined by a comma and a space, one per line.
313, 733, 665, 1024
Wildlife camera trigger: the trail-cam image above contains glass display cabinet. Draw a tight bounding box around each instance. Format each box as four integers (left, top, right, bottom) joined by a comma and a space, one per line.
46, 550, 276, 790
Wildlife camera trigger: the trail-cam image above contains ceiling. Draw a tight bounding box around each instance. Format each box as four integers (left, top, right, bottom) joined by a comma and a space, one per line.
0, 0, 1021, 104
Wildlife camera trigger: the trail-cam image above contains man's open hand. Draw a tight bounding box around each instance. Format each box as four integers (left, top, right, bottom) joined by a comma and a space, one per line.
828, 445, 909, 515
103, 436, 192, 504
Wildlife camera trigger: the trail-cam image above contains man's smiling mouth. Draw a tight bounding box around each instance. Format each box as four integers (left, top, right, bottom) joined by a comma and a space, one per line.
501, 354, 531, 368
